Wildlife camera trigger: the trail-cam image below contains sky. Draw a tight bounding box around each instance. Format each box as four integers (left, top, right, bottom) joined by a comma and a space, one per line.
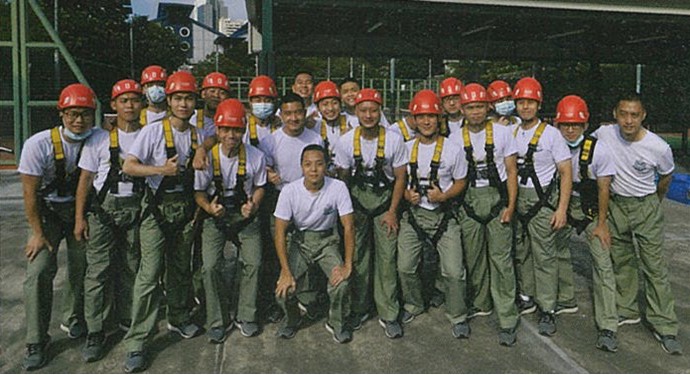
131, 0, 248, 20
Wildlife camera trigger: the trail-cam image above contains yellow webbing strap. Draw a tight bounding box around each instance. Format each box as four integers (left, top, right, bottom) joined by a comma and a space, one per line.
163, 117, 175, 150
396, 119, 411, 142
50, 127, 65, 162
140, 111, 147, 126
353, 126, 386, 160
196, 109, 204, 129
212, 143, 221, 179
249, 115, 259, 143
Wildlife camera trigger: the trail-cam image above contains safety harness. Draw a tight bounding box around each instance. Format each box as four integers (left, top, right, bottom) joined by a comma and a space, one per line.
395, 119, 412, 142
351, 126, 392, 216
248, 114, 280, 147
209, 142, 254, 247
406, 136, 456, 248
515, 121, 558, 226
142, 117, 198, 225
140, 110, 147, 126
320, 115, 349, 153
40, 126, 83, 198
196, 109, 206, 130
567, 136, 598, 234
461, 121, 508, 225
440, 116, 450, 137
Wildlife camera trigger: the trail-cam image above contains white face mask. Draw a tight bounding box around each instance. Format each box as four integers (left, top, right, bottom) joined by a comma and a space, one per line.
566, 134, 585, 148
63, 127, 93, 141
495, 100, 516, 116
251, 102, 275, 120
145, 85, 166, 104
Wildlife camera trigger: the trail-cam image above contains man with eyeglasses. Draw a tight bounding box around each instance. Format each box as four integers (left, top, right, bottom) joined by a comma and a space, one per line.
19, 83, 97, 370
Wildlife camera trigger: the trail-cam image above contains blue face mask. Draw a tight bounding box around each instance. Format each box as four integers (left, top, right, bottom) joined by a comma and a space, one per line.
251, 102, 275, 120
63, 127, 93, 141
566, 134, 585, 148
495, 100, 516, 116
145, 85, 166, 104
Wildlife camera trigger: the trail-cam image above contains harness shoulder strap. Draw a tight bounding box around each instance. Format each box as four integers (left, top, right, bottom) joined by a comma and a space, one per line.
162, 118, 176, 159
248, 115, 259, 146
396, 119, 411, 142
579, 136, 597, 181
196, 109, 204, 129
140, 110, 147, 126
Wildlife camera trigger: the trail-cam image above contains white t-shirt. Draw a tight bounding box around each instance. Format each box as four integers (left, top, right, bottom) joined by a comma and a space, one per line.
194, 143, 266, 199
305, 118, 351, 155
569, 138, 616, 187
446, 118, 463, 136
190, 109, 216, 140
389, 118, 416, 141
343, 111, 391, 128
406, 137, 467, 210
334, 127, 409, 181
274, 177, 353, 231
18, 126, 85, 202
127, 120, 202, 192
513, 121, 571, 188
592, 124, 674, 197
143, 108, 166, 125
448, 123, 518, 187
79, 127, 142, 197
270, 127, 324, 190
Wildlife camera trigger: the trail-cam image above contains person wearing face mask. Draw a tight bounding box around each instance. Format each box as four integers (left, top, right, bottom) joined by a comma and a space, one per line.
553, 95, 618, 353
191, 72, 231, 139
19, 83, 97, 370
488, 80, 521, 127
140, 65, 168, 125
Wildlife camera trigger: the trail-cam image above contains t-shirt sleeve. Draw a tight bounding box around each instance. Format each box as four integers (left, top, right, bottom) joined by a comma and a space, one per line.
257, 136, 275, 167
128, 125, 154, 163
17, 135, 47, 177
550, 130, 572, 164
592, 141, 616, 178
452, 145, 468, 180
194, 152, 213, 192
658, 144, 675, 175
78, 131, 105, 173
253, 151, 267, 186
503, 128, 519, 157
391, 135, 409, 169
334, 137, 352, 169
273, 186, 293, 221
335, 181, 354, 216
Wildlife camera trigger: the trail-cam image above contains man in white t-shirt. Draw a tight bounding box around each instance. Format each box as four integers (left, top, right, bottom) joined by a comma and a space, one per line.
554, 95, 618, 352
19, 83, 97, 370
448, 83, 520, 346
73, 79, 145, 362
592, 93, 681, 355
194, 99, 267, 343
438, 77, 464, 136
306, 80, 352, 175
398, 89, 469, 339
335, 88, 408, 339
511, 77, 572, 337
190, 72, 231, 139
120, 71, 203, 373
273, 145, 355, 343
339, 77, 391, 128
139, 65, 168, 125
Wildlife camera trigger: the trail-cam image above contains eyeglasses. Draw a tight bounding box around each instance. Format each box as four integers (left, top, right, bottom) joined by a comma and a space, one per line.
63, 110, 95, 121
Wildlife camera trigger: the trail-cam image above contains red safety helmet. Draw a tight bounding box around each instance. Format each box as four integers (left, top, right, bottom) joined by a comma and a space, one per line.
460, 83, 488, 105
248, 75, 278, 98
140, 65, 168, 85
58, 83, 97, 110
513, 77, 543, 102
214, 99, 246, 128
313, 80, 340, 103
410, 90, 442, 115
487, 80, 512, 102
111, 79, 142, 100
202, 72, 230, 91
354, 88, 382, 105
165, 71, 197, 95
555, 95, 589, 124
439, 77, 463, 98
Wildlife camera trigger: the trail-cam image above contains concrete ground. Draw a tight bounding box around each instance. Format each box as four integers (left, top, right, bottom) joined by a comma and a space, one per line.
1, 169, 689, 373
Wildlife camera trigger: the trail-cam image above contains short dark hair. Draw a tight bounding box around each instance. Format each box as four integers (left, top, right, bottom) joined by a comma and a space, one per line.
294, 71, 313, 82
300, 144, 328, 164
339, 76, 359, 89
615, 92, 645, 111
280, 92, 305, 110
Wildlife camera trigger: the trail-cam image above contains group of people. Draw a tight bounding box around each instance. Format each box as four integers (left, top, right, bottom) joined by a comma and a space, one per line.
18, 65, 683, 372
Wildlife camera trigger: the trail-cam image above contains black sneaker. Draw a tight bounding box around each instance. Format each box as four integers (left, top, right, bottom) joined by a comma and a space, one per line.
276, 325, 298, 339
123, 351, 146, 373
236, 320, 260, 337
349, 312, 370, 331
554, 303, 579, 315
167, 321, 201, 339
207, 324, 232, 344
325, 322, 352, 344
60, 320, 85, 339
401, 310, 418, 324
378, 319, 403, 339
653, 332, 683, 355
429, 290, 445, 308
266, 304, 285, 323
81, 331, 106, 362
595, 329, 618, 353
538, 311, 556, 337
297, 301, 323, 321
22, 338, 50, 371
451, 321, 471, 339
498, 327, 517, 347
517, 297, 536, 315
119, 320, 132, 332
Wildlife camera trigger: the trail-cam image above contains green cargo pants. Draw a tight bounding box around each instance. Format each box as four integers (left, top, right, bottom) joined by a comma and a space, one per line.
83, 193, 142, 333
201, 212, 261, 329
398, 206, 467, 324
460, 186, 519, 329
515, 186, 560, 312
609, 194, 678, 336
277, 230, 349, 332
123, 191, 195, 351
554, 225, 577, 307
350, 184, 400, 322
24, 201, 85, 344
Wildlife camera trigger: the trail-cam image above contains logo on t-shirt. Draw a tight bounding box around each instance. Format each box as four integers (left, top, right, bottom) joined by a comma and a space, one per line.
633, 159, 650, 173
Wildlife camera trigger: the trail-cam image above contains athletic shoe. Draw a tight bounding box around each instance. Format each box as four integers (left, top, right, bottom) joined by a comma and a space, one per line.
297, 301, 322, 320
554, 303, 579, 315
236, 320, 260, 337
429, 290, 445, 308
167, 321, 201, 339
538, 311, 556, 337
325, 322, 352, 344
123, 351, 146, 373
378, 319, 403, 339
468, 308, 493, 319
517, 297, 536, 315
266, 304, 285, 323
595, 329, 618, 353
22, 337, 50, 371
617, 316, 641, 326
498, 327, 517, 347
401, 310, 418, 324
81, 331, 106, 362
60, 320, 85, 339
207, 324, 232, 344
451, 321, 471, 339
276, 325, 297, 339
349, 312, 370, 331
653, 332, 683, 355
